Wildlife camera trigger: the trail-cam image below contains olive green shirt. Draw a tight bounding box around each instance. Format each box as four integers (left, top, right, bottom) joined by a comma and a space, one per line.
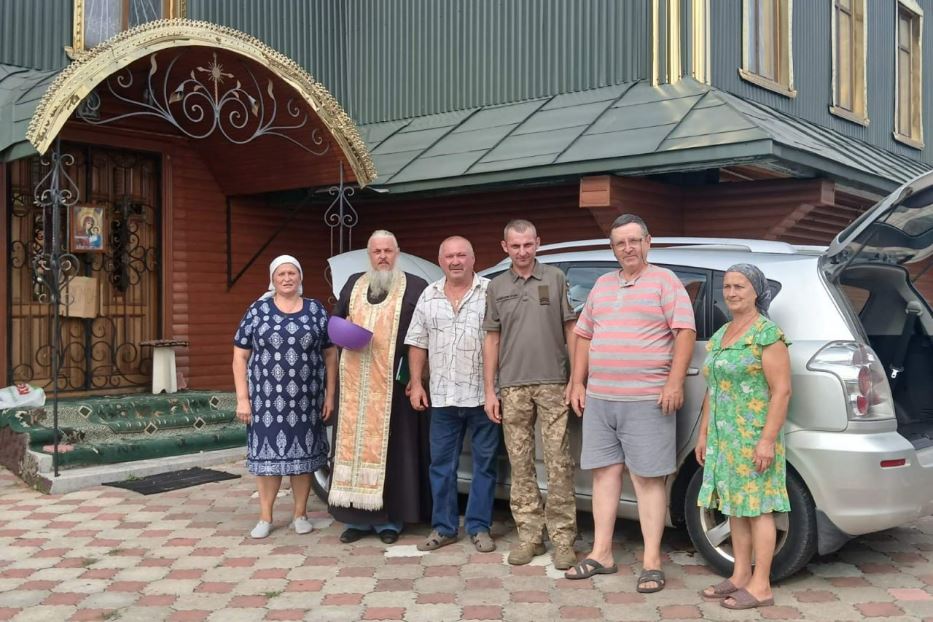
484, 261, 576, 388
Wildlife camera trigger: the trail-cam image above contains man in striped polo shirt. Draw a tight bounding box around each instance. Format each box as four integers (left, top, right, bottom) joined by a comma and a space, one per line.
564, 214, 696, 593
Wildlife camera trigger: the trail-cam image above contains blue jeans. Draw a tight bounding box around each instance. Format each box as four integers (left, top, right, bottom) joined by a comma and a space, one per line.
429, 406, 500, 537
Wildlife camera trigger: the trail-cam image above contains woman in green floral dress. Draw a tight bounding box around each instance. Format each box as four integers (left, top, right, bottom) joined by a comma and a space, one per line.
696, 264, 792, 611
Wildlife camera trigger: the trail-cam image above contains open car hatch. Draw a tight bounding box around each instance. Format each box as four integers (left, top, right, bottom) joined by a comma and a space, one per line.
824, 171, 933, 279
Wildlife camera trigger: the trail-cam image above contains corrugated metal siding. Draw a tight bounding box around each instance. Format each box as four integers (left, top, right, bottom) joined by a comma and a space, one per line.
710, 0, 933, 164
0, 0, 71, 71
192, 0, 651, 124
681, 0, 693, 80
344, 0, 650, 123
188, 0, 349, 105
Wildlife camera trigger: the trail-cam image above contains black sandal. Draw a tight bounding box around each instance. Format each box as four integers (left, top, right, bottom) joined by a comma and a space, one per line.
636, 568, 666, 593
564, 558, 618, 580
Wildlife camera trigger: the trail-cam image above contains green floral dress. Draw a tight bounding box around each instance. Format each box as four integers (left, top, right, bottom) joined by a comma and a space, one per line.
698, 316, 791, 517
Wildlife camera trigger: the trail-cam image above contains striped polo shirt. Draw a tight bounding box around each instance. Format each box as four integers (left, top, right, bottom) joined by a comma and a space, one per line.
574, 264, 696, 401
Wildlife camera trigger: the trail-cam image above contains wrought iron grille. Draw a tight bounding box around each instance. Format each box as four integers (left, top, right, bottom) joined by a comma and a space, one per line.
7, 144, 160, 394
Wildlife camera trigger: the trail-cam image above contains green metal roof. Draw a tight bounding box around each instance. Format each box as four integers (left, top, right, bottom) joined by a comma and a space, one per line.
3, 63, 930, 196
362, 78, 932, 194
0, 63, 58, 161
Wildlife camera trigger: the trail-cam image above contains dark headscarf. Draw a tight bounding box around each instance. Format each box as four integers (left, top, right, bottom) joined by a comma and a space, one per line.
726, 263, 772, 317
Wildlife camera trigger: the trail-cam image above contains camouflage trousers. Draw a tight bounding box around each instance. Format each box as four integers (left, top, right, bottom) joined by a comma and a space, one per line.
500, 383, 577, 547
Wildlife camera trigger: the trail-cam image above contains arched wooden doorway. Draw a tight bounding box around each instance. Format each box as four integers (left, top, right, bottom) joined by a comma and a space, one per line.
9, 145, 160, 391
6, 19, 374, 394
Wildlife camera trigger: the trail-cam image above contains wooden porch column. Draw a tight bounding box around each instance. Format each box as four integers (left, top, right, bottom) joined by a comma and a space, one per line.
579, 175, 684, 235
0, 163, 7, 384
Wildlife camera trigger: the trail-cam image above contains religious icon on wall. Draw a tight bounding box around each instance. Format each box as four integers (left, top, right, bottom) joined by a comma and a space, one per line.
70, 205, 107, 253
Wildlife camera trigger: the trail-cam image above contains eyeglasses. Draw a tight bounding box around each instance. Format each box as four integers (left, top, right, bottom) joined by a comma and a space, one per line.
614, 237, 645, 248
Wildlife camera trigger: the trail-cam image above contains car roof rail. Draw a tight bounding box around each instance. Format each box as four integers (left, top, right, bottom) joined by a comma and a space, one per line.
791, 244, 829, 254
536, 237, 802, 255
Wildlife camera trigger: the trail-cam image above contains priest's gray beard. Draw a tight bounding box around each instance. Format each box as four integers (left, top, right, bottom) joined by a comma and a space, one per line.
367, 267, 400, 299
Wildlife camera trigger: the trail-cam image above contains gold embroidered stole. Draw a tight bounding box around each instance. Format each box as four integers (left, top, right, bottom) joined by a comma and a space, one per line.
328, 272, 406, 510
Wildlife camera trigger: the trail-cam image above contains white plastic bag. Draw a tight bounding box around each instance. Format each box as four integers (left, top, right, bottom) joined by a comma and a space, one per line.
0, 384, 46, 410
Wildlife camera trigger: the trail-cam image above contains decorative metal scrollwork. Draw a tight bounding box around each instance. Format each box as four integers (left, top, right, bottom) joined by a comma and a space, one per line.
30, 145, 81, 305
323, 162, 359, 303
10, 191, 42, 280
77, 51, 330, 156
324, 162, 359, 257
25, 141, 83, 476
97, 196, 156, 292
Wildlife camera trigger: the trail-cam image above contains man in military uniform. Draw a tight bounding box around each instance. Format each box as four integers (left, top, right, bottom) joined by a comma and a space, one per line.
483, 219, 577, 569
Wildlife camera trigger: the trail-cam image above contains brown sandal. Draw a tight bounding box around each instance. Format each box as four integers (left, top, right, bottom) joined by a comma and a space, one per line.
416, 529, 457, 551
721, 588, 774, 610
701, 579, 739, 599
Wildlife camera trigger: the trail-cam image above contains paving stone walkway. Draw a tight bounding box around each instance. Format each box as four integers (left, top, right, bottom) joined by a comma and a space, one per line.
0, 462, 931, 621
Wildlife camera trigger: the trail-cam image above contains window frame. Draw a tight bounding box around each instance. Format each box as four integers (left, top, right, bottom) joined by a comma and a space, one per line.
740, 0, 797, 97
691, 0, 712, 84
652, 0, 683, 85
893, 0, 924, 149
68, 0, 187, 57
830, 0, 869, 126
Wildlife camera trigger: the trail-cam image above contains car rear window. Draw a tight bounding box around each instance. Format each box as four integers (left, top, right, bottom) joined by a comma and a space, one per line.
548, 261, 710, 338
485, 260, 713, 337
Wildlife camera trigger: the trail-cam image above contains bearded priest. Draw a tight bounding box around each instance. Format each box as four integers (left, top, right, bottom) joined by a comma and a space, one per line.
328, 230, 431, 544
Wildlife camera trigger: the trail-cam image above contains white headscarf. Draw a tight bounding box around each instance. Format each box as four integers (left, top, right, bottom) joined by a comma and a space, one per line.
260, 254, 303, 300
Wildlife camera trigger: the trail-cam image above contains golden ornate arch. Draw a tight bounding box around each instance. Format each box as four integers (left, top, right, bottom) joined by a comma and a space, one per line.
26, 18, 376, 186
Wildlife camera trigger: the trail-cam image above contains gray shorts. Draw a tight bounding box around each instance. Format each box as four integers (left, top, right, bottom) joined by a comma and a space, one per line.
580, 397, 676, 477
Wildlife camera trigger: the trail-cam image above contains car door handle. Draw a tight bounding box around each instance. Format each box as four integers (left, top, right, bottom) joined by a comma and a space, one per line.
687, 367, 699, 376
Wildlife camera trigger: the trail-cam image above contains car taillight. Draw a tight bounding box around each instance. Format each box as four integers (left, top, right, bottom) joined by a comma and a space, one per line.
857, 366, 871, 396
807, 342, 895, 421
855, 364, 872, 416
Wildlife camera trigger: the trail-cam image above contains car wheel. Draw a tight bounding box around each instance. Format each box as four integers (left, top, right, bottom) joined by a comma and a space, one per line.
684, 467, 818, 581
311, 424, 335, 504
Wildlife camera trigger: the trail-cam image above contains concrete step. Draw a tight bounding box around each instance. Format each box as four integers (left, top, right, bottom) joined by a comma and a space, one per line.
30, 447, 244, 494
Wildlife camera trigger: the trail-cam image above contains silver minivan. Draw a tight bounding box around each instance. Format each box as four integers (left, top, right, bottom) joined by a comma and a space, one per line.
321, 171, 933, 580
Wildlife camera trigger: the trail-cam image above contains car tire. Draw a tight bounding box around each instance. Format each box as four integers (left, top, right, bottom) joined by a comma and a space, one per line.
684, 466, 818, 581
310, 424, 335, 504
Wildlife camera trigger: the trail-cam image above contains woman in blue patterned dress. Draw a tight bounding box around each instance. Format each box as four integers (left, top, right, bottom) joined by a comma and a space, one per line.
232, 255, 337, 539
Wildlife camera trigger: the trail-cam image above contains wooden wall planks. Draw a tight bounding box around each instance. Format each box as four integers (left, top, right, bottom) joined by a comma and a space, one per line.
349, 183, 606, 271
168, 146, 334, 389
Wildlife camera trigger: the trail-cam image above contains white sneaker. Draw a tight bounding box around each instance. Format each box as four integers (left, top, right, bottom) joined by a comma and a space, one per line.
292, 516, 313, 535
250, 520, 272, 539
